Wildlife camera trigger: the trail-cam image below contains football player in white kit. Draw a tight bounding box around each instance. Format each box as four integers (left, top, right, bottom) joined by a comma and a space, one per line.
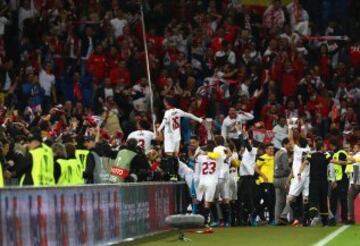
157, 97, 203, 180
127, 120, 154, 154
211, 135, 232, 227
194, 141, 220, 225
347, 144, 360, 224
282, 126, 311, 226
227, 141, 240, 225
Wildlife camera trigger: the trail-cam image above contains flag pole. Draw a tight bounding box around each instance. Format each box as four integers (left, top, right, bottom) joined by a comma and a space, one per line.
140, 2, 156, 133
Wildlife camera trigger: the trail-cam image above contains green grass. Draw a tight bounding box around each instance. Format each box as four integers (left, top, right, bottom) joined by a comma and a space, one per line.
327, 226, 360, 246
123, 226, 345, 246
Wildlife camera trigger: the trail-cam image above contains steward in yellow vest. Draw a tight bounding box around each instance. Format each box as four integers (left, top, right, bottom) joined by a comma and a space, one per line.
61, 143, 84, 185
0, 160, 4, 187
328, 139, 349, 225
75, 135, 96, 183
19, 132, 55, 186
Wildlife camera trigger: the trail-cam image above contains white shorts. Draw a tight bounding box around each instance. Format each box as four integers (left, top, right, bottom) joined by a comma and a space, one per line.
215, 177, 234, 200
164, 136, 180, 153
225, 178, 238, 200
289, 176, 309, 197
197, 182, 217, 202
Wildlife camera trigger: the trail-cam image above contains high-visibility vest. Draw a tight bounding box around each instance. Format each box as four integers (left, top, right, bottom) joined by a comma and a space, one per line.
0, 161, 4, 187
20, 147, 55, 186
42, 143, 55, 185
69, 158, 84, 184
75, 149, 90, 172
110, 149, 137, 182
333, 150, 348, 181
57, 159, 72, 185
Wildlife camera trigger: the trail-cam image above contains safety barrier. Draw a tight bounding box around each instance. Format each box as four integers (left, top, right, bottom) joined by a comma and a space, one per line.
0, 182, 185, 246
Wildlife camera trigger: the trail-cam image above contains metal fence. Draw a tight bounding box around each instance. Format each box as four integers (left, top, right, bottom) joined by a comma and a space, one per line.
0, 182, 185, 246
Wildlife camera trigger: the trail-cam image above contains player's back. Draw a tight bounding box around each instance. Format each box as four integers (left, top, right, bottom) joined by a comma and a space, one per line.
163, 108, 182, 139
127, 130, 154, 152
197, 154, 219, 184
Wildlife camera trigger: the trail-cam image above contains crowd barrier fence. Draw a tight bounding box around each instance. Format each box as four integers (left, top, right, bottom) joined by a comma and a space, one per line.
0, 182, 185, 246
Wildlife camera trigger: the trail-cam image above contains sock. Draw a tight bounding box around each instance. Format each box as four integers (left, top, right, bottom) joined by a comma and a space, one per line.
321, 214, 328, 226
303, 203, 309, 225
289, 199, 298, 221
204, 207, 210, 224
230, 202, 237, 225
210, 203, 219, 223
192, 203, 198, 214
170, 157, 179, 179
221, 203, 231, 224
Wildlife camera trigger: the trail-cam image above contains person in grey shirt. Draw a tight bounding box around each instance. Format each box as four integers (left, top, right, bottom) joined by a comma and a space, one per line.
274, 137, 293, 224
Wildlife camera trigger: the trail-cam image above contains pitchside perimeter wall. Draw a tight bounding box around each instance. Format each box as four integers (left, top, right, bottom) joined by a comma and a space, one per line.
0, 182, 185, 245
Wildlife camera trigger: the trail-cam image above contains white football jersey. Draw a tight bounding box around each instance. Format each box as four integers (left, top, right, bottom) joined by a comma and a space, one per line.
195, 154, 219, 184
221, 112, 254, 139
158, 108, 202, 142
213, 145, 228, 179
127, 130, 154, 153
240, 147, 258, 176
349, 152, 360, 185
292, 144, 311, 177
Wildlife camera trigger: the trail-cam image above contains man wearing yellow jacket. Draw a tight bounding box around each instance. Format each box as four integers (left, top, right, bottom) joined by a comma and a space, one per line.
255, 144, 275, 224
17, 131, 55, 186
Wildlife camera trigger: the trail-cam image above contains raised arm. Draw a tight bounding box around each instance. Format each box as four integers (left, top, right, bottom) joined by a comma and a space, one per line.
221, 120, 228, 141
180, 110, 203, 123
238, 111, 254, 121
288, 126, 295, 147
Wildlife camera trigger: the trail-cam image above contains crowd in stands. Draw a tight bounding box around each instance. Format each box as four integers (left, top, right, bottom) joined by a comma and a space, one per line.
0, 0, 358, 189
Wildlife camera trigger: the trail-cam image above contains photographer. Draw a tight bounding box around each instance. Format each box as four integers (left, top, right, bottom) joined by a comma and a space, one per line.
111, 138, 151, 183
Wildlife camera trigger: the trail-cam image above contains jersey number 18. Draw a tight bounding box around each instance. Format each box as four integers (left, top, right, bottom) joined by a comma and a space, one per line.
172, 116, 180, 130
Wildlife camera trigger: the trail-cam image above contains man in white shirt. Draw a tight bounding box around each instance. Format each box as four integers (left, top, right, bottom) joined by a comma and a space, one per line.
280, 127, 310, 225
272, 116, 288, 150
39, 62, 56, 112
127, 120, 154, 154
158, 97, 203, 156
110, 11, 128, 38
18, 0, 37, 38
132, 78, 150, 112
238, 131, 258, 225
346, 144, 360, 224
158, 97, 203, 180
221, 107, 254, 145
0, 15, 9, 36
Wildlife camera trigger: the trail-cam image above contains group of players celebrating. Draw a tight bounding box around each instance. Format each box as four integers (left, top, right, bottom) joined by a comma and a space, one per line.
154, 97, 360, 227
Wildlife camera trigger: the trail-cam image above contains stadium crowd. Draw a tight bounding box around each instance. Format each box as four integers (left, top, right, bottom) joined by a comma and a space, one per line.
0, 0, 359, 227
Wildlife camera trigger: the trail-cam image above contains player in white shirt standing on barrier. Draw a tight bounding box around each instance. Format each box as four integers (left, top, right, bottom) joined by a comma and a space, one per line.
127, 120, 154, 154
157, 97, 203, 180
